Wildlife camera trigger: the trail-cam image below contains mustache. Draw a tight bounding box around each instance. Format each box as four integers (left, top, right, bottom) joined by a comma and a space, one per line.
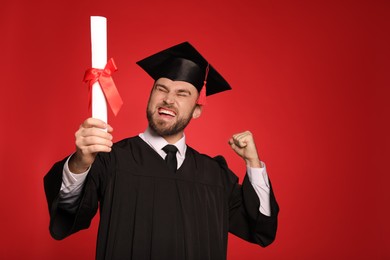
157, 102, 178, 112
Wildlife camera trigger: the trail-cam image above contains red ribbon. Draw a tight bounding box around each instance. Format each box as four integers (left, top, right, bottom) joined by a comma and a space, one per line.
84, 58, 123, 116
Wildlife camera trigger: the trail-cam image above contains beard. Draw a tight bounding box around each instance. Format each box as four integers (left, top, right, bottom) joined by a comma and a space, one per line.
147, 104, 195, 137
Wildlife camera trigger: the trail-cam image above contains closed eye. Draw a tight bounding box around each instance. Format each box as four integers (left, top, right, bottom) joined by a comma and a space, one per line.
176, 90, 191, 97
155, 84, 168, 93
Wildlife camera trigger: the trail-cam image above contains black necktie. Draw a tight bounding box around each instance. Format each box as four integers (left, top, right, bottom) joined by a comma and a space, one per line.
162, 144, 178, 173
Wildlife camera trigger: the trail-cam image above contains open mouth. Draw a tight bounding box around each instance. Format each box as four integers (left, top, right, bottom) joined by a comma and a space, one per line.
158, 107, 176, 117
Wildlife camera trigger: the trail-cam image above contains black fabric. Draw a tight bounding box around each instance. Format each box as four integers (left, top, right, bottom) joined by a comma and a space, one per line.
162, 144, 178, 173
44, 136, 279, 260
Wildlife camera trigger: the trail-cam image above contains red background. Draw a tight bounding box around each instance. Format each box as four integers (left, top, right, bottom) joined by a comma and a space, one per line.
1, 0, 389, 259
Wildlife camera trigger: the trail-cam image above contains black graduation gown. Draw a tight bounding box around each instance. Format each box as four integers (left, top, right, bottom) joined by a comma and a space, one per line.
44, 136, 279, 260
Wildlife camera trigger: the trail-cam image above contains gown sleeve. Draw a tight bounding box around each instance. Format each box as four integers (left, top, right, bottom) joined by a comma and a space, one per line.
214, 156, 279, 247
43, 153, 111, 240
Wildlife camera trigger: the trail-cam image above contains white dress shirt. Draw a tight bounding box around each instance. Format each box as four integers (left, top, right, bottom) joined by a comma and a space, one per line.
60, 128, 272, 216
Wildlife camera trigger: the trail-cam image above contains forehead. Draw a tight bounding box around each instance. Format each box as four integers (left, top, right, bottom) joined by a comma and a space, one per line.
155, 77, 198, 93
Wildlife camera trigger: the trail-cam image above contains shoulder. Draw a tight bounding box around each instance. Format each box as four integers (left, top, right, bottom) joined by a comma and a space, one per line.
95, 136, 141, 161
113, 136, 140, 148
188, 146, 228, 167
188, 146, 239, 187
188, 146, 237, 177
188, 146, 217, 164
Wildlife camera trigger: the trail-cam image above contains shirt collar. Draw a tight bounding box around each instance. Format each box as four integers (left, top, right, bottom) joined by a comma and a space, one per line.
141, 127, 186, 156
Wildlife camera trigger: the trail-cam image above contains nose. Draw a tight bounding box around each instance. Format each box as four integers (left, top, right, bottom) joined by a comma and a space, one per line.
163, 92, 175, 104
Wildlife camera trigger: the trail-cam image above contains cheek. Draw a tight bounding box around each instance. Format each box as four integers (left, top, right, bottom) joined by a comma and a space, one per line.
178, 102, 197, 117
148, 93, 161, 106
147, 98, 157, 113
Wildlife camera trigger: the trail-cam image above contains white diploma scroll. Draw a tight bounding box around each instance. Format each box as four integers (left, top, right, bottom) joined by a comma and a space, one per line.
90, 16, 108, 123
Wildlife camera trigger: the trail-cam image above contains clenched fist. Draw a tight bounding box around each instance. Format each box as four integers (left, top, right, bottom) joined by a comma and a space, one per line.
228, 131, 262, 168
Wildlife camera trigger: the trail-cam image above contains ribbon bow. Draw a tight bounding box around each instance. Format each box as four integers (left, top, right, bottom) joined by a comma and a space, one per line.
84, 58, 123, 116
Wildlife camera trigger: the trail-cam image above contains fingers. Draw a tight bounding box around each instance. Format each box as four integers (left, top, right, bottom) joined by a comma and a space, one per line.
78, 143, 112, 154
229, 131, 253, 148
70, 118, 114, 173
78, 127, 113, 141
75, 118, 114, 154
228, 130, 261, 167
81, 118, 114, 132
76, 134, 113, 152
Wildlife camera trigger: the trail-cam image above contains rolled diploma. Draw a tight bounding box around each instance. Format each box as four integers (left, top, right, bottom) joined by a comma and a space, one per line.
90, 16, 107, 123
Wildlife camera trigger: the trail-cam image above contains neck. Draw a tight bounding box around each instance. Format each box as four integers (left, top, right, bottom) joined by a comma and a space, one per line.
162, 131, 184, 144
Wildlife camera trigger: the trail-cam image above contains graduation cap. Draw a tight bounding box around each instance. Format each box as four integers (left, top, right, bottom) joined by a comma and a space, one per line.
136, 42, 231, 105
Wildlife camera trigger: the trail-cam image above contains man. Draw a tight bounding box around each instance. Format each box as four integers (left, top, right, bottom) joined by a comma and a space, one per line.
44, 42, 279, 260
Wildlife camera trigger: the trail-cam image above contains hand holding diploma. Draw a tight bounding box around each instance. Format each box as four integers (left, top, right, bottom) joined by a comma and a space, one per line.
69, 118, 114, 174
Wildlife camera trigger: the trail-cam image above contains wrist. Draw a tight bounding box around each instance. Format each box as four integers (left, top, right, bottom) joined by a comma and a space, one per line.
245, 158, 262, 168
69, 154, 90, 174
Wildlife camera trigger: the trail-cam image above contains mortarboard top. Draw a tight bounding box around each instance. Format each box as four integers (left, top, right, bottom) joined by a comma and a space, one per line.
136, 42, 231, 102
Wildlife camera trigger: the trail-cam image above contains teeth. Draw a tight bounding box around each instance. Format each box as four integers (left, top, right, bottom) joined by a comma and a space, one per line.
159, 109, 175, 116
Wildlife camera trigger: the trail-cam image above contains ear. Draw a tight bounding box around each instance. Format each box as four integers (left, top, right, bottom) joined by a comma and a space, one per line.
192, 105, 202, 119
